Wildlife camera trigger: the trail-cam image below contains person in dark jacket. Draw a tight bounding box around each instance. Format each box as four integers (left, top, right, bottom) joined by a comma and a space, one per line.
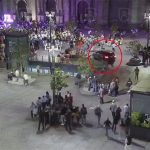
126, 78, 132, 89
37, 106, 45, 132
65, 111, 72, 133
104, 118, 112, 138
94, 105, 103, 126
80, 104, 87, 125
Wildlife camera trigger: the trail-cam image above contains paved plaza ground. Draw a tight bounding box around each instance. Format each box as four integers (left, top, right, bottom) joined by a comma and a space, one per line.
0, 66, 149, 150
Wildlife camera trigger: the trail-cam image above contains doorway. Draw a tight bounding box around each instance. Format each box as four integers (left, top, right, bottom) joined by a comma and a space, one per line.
77, 0, 88, 23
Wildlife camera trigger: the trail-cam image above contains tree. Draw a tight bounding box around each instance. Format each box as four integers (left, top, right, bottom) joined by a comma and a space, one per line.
11, 38, 28, 76
50, 68, 68, 103
128, 40, 143, 57
78, 56, 107, 77
66, 20, 76, 32
111, 23, 119, 33
78, 56, 93, 77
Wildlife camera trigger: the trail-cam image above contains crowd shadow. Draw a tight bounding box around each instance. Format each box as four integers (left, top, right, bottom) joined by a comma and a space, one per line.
109, 136, 145, 149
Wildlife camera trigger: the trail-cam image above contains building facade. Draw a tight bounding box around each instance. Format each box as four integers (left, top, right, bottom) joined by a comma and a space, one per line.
0, 0, 149, 26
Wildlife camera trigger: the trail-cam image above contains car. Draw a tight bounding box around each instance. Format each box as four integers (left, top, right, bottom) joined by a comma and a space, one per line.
126, 56, 143, 66
93, 50, 116, 66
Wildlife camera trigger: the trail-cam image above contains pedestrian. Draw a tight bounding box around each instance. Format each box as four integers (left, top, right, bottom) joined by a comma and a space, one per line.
115, 107, 122, 122
126, 78, 132, 90
87, 76, 92, 91
92, 76, 97, 92
44, 105, 50, 128
94, 105, 103, 126
58, 92, 64, 104
134, 67, 139, 81
65, 111, 72, 133
60, 104, 67, 125
109, 80, 115, 96
112, 115, 119, 134
104, 118, 112, 138
114, 82, 119, 97
37, 106, 45, 132
110, 100, 117, 119
23, 74, 29, 85
123, 104, 130, 119
99, 86, 104, 104
30, 102, 36, 119
46, 91, 51, 106
68, 93, 73, 107
124, 135, 132, 150
125, 116, 130, 135
80, 104, 87, 125
36, 65, 40, 76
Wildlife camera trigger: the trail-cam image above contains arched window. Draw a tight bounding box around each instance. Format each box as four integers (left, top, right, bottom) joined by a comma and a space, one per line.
77, 1, 88, 22
46, 0, 56, 12
17, 0, 27, 21
17, 0, 27, 13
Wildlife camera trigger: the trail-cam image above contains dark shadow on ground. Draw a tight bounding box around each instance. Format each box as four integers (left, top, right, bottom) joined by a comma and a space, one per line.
109, 137, 145, 149
84, 123, 94, 128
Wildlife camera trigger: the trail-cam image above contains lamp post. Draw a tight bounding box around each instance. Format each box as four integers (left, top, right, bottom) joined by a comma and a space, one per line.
45, 11, 55, 44
45, 11, 56, 105
144, 11, 150, 50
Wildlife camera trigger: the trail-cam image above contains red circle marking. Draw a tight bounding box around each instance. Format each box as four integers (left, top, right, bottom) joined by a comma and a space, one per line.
87, 38, 123, 75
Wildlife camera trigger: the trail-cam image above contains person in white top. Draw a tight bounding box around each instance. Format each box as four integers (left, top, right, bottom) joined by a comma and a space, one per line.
124, 135, 132, 150
110, 100, 117, 119
23, 74, 29, 85
15, 69, 19, 80
99, 87, 104, 104
123, 104, 130, 118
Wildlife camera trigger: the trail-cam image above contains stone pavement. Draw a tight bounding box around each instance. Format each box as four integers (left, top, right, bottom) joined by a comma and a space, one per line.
0, 69, 149, 150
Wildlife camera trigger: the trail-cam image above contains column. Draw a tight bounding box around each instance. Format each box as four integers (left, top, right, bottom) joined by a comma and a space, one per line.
63, 0, 69, 23
130, 0, 146, 24
102, 0, 110, 25
29, 0, 37, 20
70, 0, 76, 20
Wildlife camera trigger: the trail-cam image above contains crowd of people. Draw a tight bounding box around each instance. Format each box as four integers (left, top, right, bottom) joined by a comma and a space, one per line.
30, 91, 88, 133
87, 76, 120, 103
30, 90, 131, 141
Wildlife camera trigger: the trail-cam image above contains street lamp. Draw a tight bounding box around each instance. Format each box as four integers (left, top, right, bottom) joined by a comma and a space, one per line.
144, 11, 150, 50
45, 11, 55, 44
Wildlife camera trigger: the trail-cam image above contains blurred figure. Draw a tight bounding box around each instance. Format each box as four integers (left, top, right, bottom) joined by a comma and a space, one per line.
126, 78, 132, 89
104, 118, 112, 138
80, 104, 87, 125
94, 105, 103, 126
110, 100, 117, 119
134, 67, 139, 81
124, 135, 132, 150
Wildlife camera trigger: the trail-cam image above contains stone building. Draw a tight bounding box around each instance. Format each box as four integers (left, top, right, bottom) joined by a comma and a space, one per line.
0, 0, 149, 26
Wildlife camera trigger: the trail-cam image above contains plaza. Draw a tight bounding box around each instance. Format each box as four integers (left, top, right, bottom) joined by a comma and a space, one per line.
0, 68, 149, 150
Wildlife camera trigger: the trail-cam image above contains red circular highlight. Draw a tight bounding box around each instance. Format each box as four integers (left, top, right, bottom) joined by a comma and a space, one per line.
87, 38, 122, 75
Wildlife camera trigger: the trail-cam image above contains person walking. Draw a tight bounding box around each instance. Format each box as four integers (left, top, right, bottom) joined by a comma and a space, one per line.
36, 65, 40, 76
126, 78, 132, 90
37, 106, 45, 132
123, 104, 130, 121
112, 115, 118, 134
80, 104, 87, 125
134, 67, 139, 81
94, 105, 103, 126
99, 86, 104, 104
124, 135, 132, 150
104, 118, 112, 138
110, 100, 117, 119
65, 111, 72, 133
